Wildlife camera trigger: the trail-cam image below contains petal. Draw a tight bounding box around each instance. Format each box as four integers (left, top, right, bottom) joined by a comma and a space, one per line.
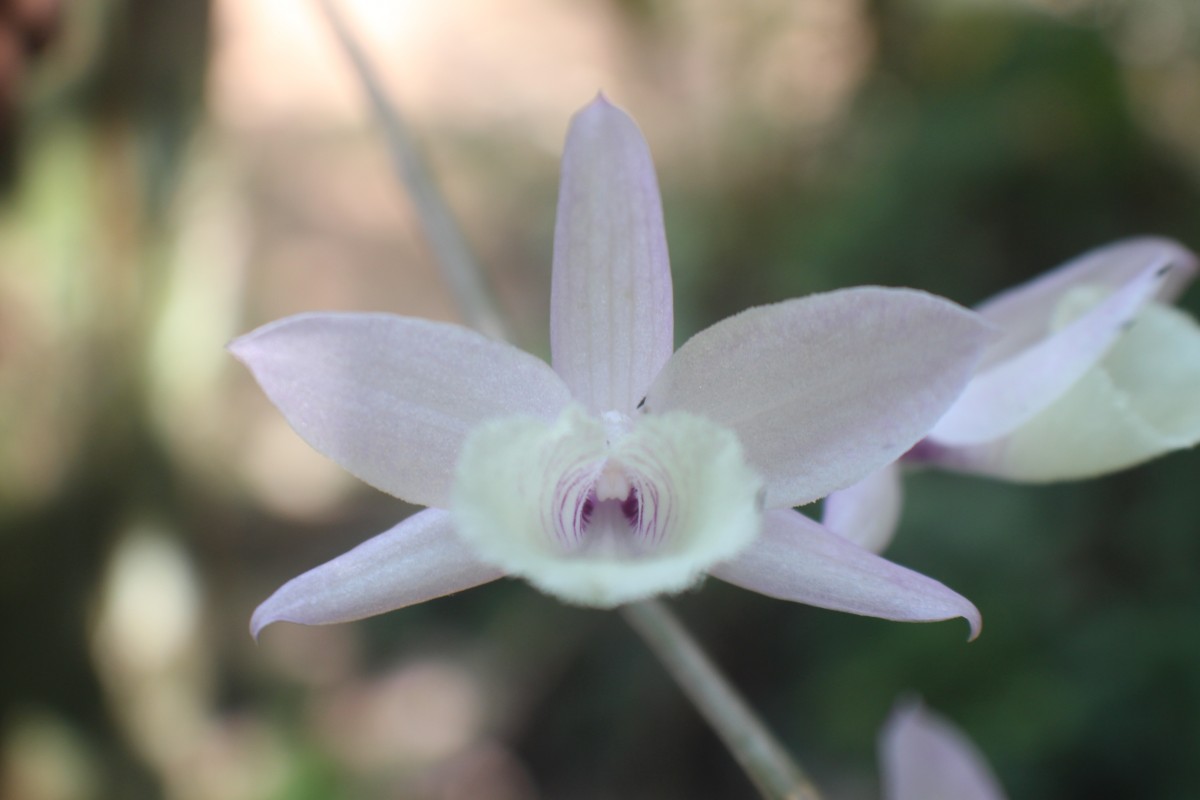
974, 237, 1196, 370
550, 95, 674, 415
929, 255, 1177, 445
645, 288, 993, 509
822, 462, 904, 553
451, 406, 762, 607
710, 509, 980, 638
231, 313, 572, 507
880, 700, 1008, 800
926, 299, 1200, 481
250, 509, 505, 637
1103, 299, 1200, 440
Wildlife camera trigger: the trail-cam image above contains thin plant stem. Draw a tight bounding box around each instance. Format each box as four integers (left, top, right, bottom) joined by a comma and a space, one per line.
621, 600, 825, 800
314, 0, 511, 342
314, 5, 823, 797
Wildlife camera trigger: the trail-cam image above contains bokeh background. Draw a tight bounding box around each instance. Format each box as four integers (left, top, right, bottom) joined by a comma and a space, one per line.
3, 0, 1200, 798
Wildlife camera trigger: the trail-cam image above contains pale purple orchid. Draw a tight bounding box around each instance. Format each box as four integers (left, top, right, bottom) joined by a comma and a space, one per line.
826, 237, 1200, 552
233, 96, 994, 638
880, 700, 1008, 800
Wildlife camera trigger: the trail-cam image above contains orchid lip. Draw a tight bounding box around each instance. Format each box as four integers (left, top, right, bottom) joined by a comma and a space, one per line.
574, 484, 652, 558
555, 459, 654, 557
451, 405, 764, 607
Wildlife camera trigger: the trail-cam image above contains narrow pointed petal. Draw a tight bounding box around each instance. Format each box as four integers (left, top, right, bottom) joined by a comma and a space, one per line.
880, 700, 1008, 800
974, 237, 1196, 370
710, 510, 980, 638
250, 509, 504, 637
231, 313, 572, 508
929, 256, 1177, 445
822, 462, 904, 553
550, 96, 673, 414
645, 288, 992, 509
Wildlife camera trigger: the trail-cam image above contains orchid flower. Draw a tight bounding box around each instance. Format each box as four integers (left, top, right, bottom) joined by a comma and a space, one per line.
880, 700, 1008, 800
922, 237, 1200, 481
826, 237, 1200, 552
232, 96, 993, 638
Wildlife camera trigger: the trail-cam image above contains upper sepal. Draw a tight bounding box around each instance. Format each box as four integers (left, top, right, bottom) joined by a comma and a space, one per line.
550, 95, 674, 415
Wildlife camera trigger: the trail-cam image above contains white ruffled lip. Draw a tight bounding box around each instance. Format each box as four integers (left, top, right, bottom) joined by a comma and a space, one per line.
450, 406, 764, 608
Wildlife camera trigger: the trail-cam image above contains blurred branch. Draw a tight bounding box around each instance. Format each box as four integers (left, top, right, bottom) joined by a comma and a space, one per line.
314, 0, 511, 341
622, 600, 824, 800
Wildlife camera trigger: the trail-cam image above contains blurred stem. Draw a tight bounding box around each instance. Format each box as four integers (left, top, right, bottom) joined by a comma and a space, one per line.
314, 0, 511, 342
622, 600, 824, 800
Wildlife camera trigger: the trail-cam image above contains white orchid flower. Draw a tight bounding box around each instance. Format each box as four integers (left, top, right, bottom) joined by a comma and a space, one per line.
232, 97, 993, 637
828, 238, 1199, 552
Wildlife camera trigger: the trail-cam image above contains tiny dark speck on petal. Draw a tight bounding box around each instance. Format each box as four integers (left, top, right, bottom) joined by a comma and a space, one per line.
1156, 263, 1173, 278
636, 396, 646, 410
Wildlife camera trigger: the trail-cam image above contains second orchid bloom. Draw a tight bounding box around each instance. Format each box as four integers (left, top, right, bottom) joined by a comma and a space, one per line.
826, 236, 1200, 553
233, 96, 996, 637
